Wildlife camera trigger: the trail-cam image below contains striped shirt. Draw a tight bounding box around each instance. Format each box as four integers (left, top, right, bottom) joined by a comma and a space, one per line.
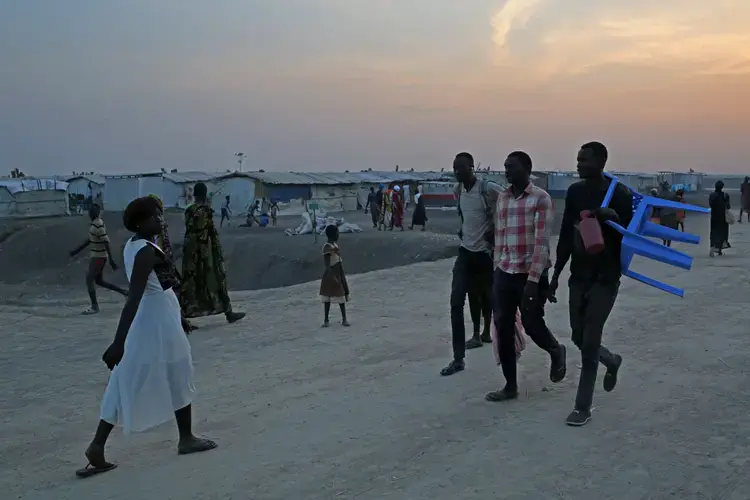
88, 218, 110, 259
493, 182, 553, 282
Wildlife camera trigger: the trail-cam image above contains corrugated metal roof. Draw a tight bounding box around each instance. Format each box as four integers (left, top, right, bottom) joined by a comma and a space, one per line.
66, 174, 106, 185
74, 169, 460, 185
0, 179, 69, 194
102, 172, 163, 179
236, 170, 452, 185
233, 171, 320, 184
163, 171, 224, 183
364, 171, 450, 182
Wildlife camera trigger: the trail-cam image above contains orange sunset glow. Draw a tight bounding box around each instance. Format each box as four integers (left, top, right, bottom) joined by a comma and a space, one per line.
2, 0, 749, 173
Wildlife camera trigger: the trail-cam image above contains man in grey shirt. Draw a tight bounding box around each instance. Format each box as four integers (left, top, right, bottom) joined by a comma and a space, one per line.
441, 152, 503, 376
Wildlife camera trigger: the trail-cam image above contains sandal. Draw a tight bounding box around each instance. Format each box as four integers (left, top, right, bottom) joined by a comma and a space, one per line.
485, 388, 519, 402
75, 462, 117, 478
76, 444, 117, 478
440, 359, 465, 376
178, 437, 218, 455
81, 307, 99, 316
465, 338, 483, 349
225, 312, 246, 324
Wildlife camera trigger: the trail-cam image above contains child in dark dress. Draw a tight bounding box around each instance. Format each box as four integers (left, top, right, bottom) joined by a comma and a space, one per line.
319, 225, 350, 327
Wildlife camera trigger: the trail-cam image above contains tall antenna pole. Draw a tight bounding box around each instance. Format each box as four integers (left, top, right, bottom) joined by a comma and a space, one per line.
234, 152, 246, 172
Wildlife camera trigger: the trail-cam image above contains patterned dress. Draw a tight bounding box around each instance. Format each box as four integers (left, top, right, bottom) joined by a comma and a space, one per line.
180, 203, 232, 318
319, 242, 349, 304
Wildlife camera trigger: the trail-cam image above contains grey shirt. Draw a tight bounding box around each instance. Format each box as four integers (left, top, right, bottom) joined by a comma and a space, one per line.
457, 179, 503, 253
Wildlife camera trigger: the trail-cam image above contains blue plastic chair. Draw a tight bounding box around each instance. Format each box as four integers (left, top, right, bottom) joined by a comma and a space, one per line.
600, 173, 709, 297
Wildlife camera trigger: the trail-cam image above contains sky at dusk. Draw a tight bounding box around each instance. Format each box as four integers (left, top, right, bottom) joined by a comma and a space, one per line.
2, 0, 749, 175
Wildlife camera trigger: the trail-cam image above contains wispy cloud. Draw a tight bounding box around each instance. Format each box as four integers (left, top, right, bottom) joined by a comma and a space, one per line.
491, 1, 750, 82
490, 0, 543, 49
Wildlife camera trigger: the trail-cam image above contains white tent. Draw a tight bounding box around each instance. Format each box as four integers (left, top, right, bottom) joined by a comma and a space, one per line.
0, 179, 70, 218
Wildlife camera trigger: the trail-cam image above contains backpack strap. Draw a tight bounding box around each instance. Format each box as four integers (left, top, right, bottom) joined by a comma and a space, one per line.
454, 182, 463, 222
456, 178, 495, 223
478, 177, 494, 222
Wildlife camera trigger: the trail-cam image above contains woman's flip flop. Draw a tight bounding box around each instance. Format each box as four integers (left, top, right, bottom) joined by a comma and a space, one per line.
75, 462, 117, 478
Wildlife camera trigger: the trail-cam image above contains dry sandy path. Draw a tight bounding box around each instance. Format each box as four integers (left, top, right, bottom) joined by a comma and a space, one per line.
1, 217, 749, 499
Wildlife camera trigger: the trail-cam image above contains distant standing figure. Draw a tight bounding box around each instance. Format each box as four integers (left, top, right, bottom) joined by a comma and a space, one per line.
675, 189, 686, 232
656, 185, 680, 247
740, 177, 750, 223
365, 187, 379, 228
180, 183, 245, 323
76, 197, 216, 479
320, 225, 350, 327
69, 204, 128, 315
709, 181, 731, 257
270, 200, 279, 226
375, 185, 385, 229
410, 185, 428, 231
381, 187, 393, 230
391, 185, 405, 231
220, 195, 231, 228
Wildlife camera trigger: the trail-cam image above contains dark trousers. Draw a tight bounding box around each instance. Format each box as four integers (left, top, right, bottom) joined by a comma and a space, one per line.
370, 207, 379, 227
450, 247, 493, 360
493, 269, 561, 392
569, 279, 619, 411
468, 290, 491, 336
86, 258, 126, 307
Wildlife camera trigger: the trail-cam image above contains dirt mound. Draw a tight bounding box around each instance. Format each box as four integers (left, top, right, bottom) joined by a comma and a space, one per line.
4, 190, 707, 295
0, 210, 462, 293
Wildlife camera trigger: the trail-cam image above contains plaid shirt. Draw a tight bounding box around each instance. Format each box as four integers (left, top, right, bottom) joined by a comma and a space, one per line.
494, 182, 553, 282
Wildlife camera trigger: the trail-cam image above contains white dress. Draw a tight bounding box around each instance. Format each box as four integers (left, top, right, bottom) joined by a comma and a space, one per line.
99, 239, 195, 434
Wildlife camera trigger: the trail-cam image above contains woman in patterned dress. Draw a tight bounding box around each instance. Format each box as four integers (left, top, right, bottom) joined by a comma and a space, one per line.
147, 194, 197, 333
180, 183, 245, 323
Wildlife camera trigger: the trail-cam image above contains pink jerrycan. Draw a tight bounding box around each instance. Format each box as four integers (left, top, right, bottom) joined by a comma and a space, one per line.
579, 210, 605, 254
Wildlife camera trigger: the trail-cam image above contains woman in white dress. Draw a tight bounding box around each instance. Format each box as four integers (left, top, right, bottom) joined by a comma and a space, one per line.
77, 197, 216, 478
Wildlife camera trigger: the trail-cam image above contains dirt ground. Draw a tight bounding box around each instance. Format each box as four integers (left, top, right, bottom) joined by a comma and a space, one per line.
0, 208, 463, 297
0, 191, 715, 300
2, 210, 750, 499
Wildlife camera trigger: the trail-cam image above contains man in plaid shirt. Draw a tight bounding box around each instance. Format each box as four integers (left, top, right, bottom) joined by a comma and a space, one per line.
485, 151, 567, 402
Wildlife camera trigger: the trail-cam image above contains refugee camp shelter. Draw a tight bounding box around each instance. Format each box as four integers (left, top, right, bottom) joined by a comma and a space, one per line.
0, 178, 69, 218
161, 171, 256, 213
66, 174, 105, 200
657, 171, 702, 192
246, 170, 450, 214
66, 174, 105, 211
350, 171, 449, 210
102, 172, 166, 212
101, 171, 256, 212
245, 172, 360, 214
